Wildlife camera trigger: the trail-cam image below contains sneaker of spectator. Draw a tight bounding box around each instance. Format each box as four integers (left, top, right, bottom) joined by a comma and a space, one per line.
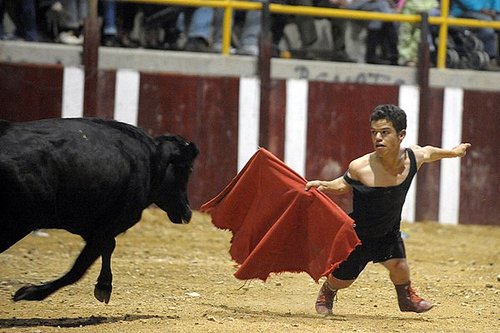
178, 7, 213, 53
57, 0, 87, 45
58, 30, 83, 45
237, 44, 260, 56
184, 36, 211, 52
331, 50, 356, 62
488, 58, 500, 71
102, 34, 119, 47
212, 42, 237, 54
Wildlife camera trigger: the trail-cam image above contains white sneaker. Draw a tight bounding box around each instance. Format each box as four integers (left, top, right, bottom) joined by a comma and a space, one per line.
212, 42, 236, 54
237, 45, 259, 56
59, 31, 83, 45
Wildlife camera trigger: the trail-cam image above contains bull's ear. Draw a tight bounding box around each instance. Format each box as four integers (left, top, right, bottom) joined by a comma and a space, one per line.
156, 135, 199, 163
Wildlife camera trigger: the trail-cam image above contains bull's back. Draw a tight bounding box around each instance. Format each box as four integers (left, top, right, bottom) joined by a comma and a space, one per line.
0, 118, 157, 234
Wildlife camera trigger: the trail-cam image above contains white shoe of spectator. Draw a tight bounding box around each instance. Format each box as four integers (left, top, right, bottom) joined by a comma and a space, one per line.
212, 42, 236, 54
237, 45, 259, 56
59, 31, 83, 45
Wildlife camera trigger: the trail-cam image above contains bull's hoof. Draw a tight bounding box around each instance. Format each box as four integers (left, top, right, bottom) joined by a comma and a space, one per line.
94, 284, 112, 304
13, 285, 49, 301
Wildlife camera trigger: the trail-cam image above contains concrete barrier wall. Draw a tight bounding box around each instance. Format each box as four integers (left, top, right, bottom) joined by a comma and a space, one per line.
1, 43, 499, 226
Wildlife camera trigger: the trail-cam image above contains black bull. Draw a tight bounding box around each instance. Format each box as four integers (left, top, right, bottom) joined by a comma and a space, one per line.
0, 118, 198, 303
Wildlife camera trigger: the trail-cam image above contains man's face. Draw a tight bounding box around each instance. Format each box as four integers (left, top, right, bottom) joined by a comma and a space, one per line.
370, 119, 405, 154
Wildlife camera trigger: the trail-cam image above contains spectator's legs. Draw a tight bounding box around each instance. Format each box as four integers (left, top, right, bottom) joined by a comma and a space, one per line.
212, 8, 224, 49
238, 9, 261, 55
0, 0, 5, 39
295, 0, 317, 48
101, 0, 118, 46
365, 28, 381, 64
348, 0, 398, 64
214, 2, 261, 55
184, 7, 213, 52
497, 32, 500, 66
58, 0, 88, 44
314, 0, 354, 62
212, 8, 237, 54
365, 21, 398, 65
271, 12, 288, 56
15, 0, 38, 41
496, 14, 500, 66
398, 22, 418, 65
78, 0, 88, 22
329, 19, 354, 62
116, 2, 140, 47
60, 0, 85, 31
330, 20, 346, 53
382, 22, 399, 65
162, 11, 182, 50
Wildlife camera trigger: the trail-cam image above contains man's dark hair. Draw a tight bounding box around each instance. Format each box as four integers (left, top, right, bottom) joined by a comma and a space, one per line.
370, 104, 407, 133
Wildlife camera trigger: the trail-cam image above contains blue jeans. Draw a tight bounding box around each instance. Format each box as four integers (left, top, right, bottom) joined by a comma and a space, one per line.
177, 7, 213, 41
101, 0, 117, 35
0, 0, 38, 41
60, 0, 88, 30
213, 6, 261, 47
19, 0, 38, 40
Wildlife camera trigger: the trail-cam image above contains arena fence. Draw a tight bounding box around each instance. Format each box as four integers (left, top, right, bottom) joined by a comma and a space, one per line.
1, 2, 499, 226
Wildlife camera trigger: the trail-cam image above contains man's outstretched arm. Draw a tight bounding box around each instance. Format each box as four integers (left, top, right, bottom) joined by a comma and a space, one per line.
412, 143, 471, 166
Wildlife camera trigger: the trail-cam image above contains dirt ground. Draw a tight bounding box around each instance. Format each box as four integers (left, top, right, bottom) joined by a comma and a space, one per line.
0, 208, 499, 333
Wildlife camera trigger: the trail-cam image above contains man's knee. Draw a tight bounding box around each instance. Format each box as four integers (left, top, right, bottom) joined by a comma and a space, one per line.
394, 259, 409, 271
327, 275, 355, 290
383, 258, 408, 272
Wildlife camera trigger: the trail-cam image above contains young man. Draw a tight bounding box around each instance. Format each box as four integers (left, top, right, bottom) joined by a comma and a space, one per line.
305, 104, 471, 315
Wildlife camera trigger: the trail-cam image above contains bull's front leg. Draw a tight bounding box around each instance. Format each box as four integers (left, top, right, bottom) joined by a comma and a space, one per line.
12, 236, 111, 302
94, 238, 116, 303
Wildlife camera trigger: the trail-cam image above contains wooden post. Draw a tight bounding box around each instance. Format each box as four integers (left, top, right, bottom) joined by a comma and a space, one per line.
258, 1, 272, 149
415, 12, 440, 222
82, 0, 102, 117
417, 12, 430, 90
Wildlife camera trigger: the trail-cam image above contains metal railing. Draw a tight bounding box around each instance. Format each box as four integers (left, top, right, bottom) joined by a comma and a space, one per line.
121, 0, 500, 69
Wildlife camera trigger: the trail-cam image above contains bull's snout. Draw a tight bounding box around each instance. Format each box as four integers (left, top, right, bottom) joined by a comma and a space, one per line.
167, 204, 192, 224
181, 206, 192, 224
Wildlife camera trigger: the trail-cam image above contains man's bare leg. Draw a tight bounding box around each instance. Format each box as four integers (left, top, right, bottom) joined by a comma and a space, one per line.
381, 259, 433, 313
315, 275, 355, 315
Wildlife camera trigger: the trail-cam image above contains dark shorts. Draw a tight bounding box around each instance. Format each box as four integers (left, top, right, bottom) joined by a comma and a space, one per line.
332, 231, 406, 280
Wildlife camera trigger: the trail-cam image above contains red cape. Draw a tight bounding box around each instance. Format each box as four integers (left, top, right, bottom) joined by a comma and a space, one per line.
200, 148, 361, 282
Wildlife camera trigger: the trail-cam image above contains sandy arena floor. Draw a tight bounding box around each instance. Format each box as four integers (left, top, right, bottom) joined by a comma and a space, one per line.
0, 208, 499, 332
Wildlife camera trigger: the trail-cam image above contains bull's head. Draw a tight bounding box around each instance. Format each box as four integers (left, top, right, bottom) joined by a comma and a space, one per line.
154, 135, 199, 224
